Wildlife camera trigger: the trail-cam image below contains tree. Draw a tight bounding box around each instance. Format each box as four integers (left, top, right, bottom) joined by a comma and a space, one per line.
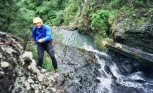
0, 0, 19, 32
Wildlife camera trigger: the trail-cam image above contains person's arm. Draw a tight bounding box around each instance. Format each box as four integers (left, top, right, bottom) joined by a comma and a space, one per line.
32, 27, 37, 41
43, 26, 53, 42
32, 27, 38, 44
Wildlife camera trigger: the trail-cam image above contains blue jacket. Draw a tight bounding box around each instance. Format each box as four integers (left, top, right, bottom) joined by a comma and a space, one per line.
32, 25, 53, 43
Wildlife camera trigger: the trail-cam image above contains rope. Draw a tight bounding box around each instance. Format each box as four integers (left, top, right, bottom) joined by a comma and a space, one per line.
0, 41, 37, 46
0, 42, 19, 45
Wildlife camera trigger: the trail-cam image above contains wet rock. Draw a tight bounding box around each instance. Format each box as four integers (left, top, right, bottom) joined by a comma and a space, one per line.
54, 43, 100, 93
94, 79, 101, 83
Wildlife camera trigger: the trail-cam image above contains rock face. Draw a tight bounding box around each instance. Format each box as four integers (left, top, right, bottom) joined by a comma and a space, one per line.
0, 32, 22, 93
106, 42, 153, 66
0, 32, 60, 93
54, 43, 100, 93
113, 9, 153, 53
0, 31, 100, 93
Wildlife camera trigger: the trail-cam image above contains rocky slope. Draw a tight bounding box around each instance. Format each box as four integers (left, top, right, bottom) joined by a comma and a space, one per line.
0, 31, 100, 93
54, 43, 100, 93
0, 32, 60, 93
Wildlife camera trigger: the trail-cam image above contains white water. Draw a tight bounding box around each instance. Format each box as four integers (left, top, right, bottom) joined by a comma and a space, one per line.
83, 44, 114, 93
95, 54, 113, 93
54, 29, 153, 93
81, 40, 153, 93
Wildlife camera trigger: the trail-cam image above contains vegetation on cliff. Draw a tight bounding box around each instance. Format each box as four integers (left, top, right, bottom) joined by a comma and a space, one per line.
1, 0, 153, 70
1, 0, 152, 45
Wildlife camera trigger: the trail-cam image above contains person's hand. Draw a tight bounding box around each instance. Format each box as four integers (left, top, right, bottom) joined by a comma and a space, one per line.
38, 39, 44, 43
32, 41, 35, 45
51, 41, 54, 46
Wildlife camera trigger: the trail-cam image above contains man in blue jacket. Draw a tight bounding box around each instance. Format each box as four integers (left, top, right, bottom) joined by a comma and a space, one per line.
32, 17, 58, 72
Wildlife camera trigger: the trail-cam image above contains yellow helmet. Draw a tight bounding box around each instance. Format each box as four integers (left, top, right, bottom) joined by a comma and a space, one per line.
33, 17, 43, 24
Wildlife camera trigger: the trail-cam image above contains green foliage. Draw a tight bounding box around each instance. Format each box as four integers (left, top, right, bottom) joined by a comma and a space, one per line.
43, 53, 54, 71
11, 8, 35, 35
109, 0, 149, 8
91, 10, 109, 36
2, 0, 153, 62
51, 11, 64, 26
62, 0, 83, 25
108, 9, 118, 24
26, 44, 38, 61
109, 0, 125, 8
0, 0, 18, 32
34, 0, 68, 24
95, 34, 103, 50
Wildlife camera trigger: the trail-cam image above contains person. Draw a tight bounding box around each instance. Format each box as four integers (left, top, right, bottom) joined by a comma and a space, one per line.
32, 17, 58, 72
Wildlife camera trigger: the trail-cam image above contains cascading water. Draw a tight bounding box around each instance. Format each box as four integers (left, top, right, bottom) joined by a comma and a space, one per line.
54, 28, 153, 93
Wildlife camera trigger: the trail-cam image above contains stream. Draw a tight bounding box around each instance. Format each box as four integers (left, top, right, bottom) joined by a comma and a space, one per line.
54, 28, 153, 93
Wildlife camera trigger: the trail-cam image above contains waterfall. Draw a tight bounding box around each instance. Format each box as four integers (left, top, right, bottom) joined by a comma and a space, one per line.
54, 28, 153, 93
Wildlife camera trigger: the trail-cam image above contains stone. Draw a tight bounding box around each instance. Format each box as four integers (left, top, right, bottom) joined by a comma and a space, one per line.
31, 84, 39, 90
22, 52, 33, 60
38, 74, 44, 82
0, 71, 4, 78
35, 89, 39, 93
47, 76, 55, 82
1, 61, 10, 68
21, 52, 33, 65
1, 47, 15, 55
27, 78, 34, 84
0, 53, 2, 58
51, 88, 56, 92
41, 69, 47, 73
24, 82, 31, 90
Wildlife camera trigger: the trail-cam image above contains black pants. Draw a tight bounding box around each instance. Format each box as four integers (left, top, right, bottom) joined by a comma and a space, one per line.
37, 41, 57, 70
